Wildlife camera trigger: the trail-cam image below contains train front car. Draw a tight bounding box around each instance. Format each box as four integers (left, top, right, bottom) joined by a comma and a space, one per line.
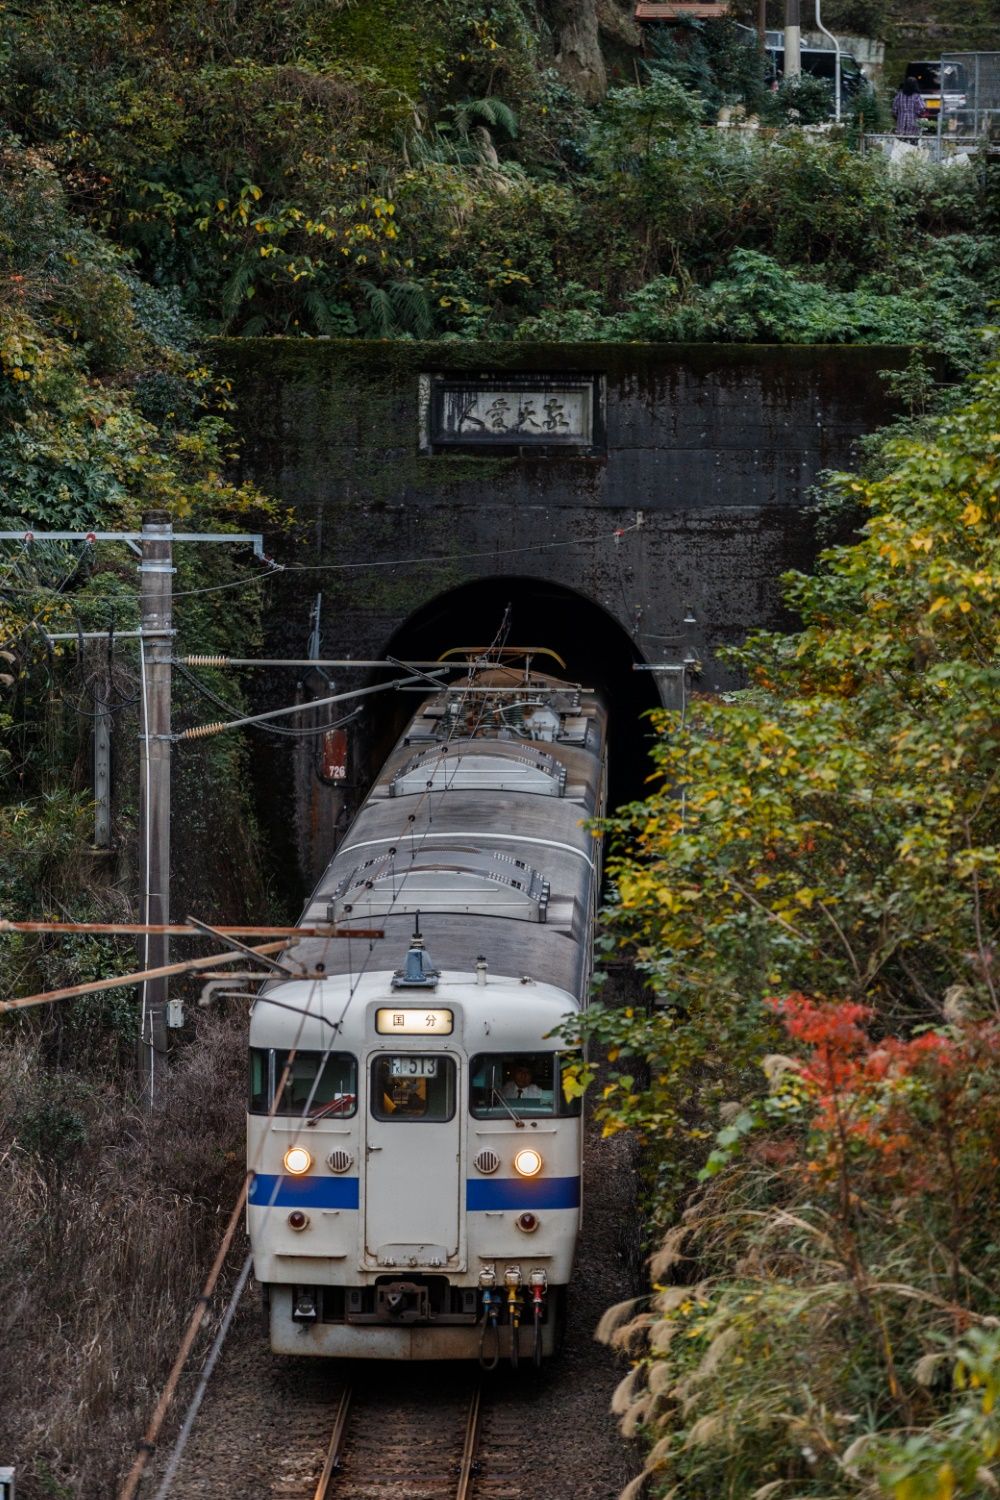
247, 659, 607, 1363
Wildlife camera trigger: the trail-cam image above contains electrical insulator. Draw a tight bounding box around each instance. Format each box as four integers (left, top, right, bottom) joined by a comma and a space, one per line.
179, 722, 225, 740
183, 655, 229, 667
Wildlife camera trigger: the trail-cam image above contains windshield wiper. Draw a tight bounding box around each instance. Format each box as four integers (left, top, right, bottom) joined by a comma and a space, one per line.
306, 1094, 356, 1124
491, 1087, 524, 1127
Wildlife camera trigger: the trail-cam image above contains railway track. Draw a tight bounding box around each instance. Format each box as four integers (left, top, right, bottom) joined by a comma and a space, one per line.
311, 1379, 524, 1500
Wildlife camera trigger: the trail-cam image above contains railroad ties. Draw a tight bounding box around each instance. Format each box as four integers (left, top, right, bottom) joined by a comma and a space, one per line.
311, 1377, 531, 1500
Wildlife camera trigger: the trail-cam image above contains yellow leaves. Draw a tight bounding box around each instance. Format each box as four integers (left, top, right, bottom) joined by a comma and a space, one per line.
928, 596, 949, 615
962, 502, 984, 526
892, 1465, 955, 1500
958, 600, 972, 614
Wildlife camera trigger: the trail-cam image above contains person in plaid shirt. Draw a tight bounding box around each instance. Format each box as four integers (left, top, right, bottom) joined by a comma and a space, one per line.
893, 77, 927, 137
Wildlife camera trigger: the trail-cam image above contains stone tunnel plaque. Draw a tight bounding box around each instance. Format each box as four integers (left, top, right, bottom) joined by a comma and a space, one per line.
419, 373, 606, 457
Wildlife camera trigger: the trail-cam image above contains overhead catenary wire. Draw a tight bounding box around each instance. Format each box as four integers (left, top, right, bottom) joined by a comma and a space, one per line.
173, 660, 364, 739
123, 956, 335, 1497
150, 1252, 255, 1500
0, 940, 292, 1014
117, 1175, 256, 1500
172, 666, 454, 741
169, 522, 644, 596
2, 521, 644, 605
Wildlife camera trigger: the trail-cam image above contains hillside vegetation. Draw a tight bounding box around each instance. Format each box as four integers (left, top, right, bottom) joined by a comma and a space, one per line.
582, 363, 1000, 1500
0, 3, 998, 1498
2, 0, 999, 351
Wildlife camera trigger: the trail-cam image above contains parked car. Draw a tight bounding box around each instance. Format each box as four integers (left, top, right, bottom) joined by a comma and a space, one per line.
766, 41, 867, 102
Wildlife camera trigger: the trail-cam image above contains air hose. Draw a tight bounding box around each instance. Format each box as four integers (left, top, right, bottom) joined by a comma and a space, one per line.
478, 1289, 500, 1372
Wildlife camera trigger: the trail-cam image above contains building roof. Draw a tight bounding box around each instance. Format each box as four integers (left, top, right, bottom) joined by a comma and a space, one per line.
635, 2, 732, 18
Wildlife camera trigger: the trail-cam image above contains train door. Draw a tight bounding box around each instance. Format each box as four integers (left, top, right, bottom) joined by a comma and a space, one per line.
363, 1050, 462, 1266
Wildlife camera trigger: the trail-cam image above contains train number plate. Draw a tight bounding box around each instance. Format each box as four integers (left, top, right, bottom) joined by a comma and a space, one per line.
389, 1056, 439, 1078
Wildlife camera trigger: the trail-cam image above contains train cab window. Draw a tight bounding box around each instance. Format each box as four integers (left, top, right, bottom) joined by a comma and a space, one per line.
249, 1048, 358, 1118
470, 1052, 582, 1118
371, 1054, 456, 1122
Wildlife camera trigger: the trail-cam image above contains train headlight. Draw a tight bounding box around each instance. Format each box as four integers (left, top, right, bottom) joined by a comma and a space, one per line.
513, 1147, 542, 1178
283, 1146, 312, 1176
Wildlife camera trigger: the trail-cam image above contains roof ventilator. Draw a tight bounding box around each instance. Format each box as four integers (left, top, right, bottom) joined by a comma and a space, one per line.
391, 915, 440, 990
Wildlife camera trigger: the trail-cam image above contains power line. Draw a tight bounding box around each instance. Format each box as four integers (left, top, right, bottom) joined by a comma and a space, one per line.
0, 522, 643, 605
170, 524, 642, 596
172, 661, 363, 740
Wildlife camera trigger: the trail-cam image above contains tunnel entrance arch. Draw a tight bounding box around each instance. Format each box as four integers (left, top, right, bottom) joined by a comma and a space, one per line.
377, 576, 663, 812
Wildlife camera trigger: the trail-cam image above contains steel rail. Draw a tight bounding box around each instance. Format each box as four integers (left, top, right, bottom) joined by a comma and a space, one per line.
313, 1386, 353, 1500
456, 1386, 484, 1500
311, 1385, 483, 1498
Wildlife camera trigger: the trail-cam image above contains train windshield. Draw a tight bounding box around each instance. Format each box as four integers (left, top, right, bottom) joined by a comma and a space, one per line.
371, 1054, 457, 1122
469, 1052, 581, 1118
249, 1048, 358, 1117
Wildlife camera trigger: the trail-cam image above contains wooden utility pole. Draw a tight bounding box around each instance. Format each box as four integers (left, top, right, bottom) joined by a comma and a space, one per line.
139, 510, 173, 1107
757, 0, 767, 52
785, 0, 801, 77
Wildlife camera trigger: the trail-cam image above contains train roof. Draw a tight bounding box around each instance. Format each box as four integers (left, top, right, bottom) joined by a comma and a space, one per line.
286, 668, 607, 1001
249, 970, 580, 1052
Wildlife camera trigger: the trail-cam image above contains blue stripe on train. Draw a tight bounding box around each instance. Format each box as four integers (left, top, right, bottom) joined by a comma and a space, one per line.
249, 1173, 360, 1209
466, 1176, 581, 1211
248, 1174, 581, 1212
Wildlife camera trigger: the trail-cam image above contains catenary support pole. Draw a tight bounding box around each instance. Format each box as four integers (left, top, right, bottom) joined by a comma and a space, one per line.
139, 511, 173, 1107
785, 0, 801, 77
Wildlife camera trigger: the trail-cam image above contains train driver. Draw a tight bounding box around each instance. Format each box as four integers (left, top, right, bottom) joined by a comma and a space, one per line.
502, 1063, 545, 1101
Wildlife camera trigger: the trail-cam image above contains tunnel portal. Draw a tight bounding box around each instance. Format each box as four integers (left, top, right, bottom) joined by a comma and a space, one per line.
379, 575, 663, 813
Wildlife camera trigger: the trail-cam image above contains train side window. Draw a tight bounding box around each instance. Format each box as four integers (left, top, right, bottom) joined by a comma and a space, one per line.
371, 1054, 456, 1122
249, 1050, 358, 1117
470, 1052, 580, 1118
249, 1048, 271, 1113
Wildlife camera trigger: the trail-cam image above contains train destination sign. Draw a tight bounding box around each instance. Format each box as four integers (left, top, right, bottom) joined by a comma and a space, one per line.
375, 1007, 454, 1036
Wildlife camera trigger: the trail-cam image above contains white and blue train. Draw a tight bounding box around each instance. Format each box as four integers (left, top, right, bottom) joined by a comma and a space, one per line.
246, 656, 607, 1363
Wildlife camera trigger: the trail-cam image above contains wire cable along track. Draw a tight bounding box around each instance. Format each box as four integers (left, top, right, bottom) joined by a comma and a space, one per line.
313, 1384, 484, 1500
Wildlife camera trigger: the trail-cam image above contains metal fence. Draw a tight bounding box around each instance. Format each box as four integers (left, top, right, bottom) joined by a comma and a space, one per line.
862, 134, 984, 164
939, 52, 1000, 141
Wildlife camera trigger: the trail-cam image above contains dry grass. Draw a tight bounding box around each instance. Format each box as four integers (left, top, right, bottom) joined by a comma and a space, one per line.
0, 1012, 248, 1499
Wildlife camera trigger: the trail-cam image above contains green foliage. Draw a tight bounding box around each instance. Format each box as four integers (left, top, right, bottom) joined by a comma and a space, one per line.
17, 1091, 88, 1169
646, 18, 769, 121
581, 359, 1000, 1496
2, 1, 997, 351
0, 136, 277, 1072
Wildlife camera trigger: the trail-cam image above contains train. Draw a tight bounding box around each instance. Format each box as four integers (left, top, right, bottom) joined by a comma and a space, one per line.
246, 651, 608, 1364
